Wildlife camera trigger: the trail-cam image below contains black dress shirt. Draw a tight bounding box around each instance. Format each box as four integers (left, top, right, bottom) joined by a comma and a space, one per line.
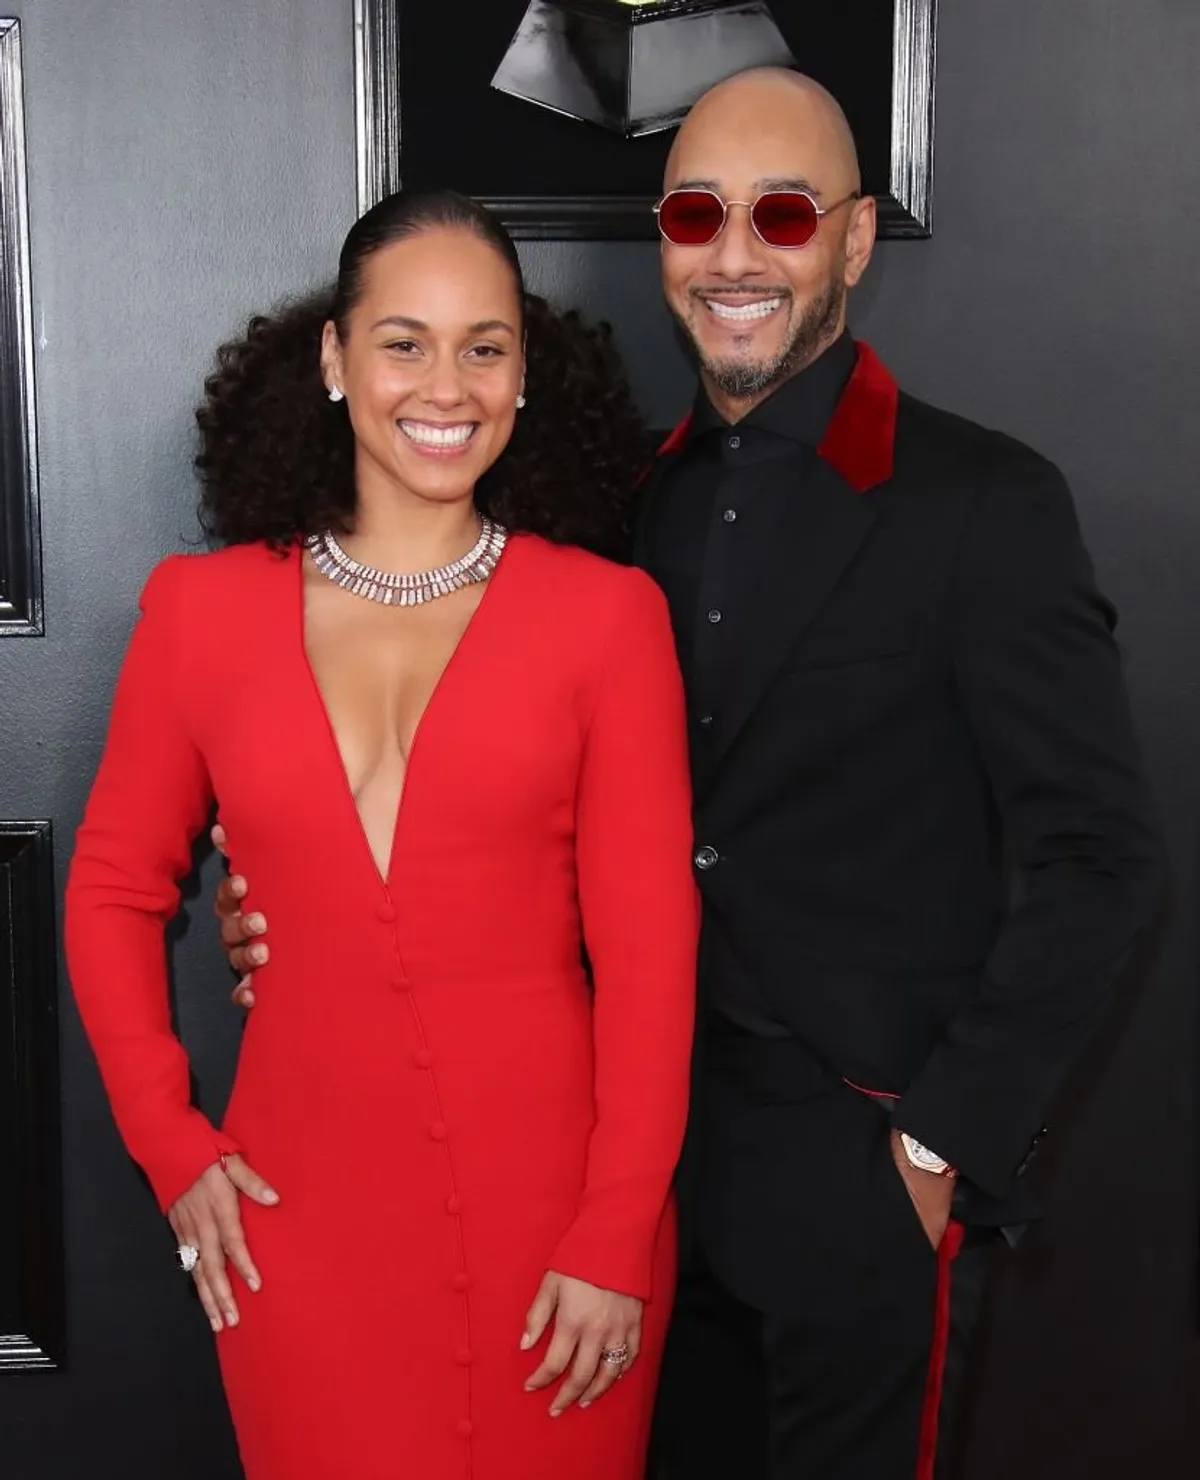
645, 332, 857, 1037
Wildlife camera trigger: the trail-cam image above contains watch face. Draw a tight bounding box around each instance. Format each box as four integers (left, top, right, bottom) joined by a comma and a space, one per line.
903, 1135, 948, 1173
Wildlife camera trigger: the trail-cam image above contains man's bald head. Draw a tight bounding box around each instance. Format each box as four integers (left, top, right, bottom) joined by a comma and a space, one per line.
667, 68, 861, 199
658, 68, 876, 422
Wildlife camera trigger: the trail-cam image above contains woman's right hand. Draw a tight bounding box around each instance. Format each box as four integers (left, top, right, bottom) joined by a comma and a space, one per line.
167, 1154, 279, 1332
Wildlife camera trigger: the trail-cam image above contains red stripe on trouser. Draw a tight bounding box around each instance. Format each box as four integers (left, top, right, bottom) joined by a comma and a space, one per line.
915, 1219, 965, 1480
837, 1076, 965, 1476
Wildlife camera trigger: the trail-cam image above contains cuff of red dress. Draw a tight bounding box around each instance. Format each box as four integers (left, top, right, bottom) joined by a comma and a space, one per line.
132, 1109, 243, 1213
548, 1205, 667, 1304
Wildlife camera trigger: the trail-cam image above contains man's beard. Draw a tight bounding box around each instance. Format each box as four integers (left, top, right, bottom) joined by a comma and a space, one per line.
675, 274, 845, 401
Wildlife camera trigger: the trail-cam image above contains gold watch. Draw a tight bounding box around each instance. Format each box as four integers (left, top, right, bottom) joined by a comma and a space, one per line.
899, 1132, 956, 1177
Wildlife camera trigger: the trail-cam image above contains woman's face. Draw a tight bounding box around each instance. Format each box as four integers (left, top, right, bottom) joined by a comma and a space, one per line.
323, 227, 525, 511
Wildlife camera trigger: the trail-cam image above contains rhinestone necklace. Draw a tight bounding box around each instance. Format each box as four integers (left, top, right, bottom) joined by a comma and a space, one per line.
306, 518, 507, 606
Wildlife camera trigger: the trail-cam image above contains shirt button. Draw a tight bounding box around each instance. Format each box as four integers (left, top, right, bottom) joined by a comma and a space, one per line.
429, 1121, 448, 1142
728, 435, 741, 450
694, 845, 720, 871
414, 1048, 434, 1068
723, 508, 737, 523
456, 1420, 474, 1440
452, 1272, 472, 1292
446, 1195, 463, 1215
707, 609, 722, 624
375, 901, 397, 923
698, 714, 714, 728
455, 1348, 474, 1367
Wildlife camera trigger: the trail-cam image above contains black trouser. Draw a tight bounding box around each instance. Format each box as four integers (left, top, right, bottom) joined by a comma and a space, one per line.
649, 1037, 1003, 1480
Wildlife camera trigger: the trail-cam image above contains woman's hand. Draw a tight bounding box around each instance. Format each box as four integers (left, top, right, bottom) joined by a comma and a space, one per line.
522, 1271, 642, 1416
167, 1154, 279, 1332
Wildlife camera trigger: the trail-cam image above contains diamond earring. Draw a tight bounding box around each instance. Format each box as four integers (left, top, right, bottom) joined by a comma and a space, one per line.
328, 385, 344, 403
516, 392, 526, 410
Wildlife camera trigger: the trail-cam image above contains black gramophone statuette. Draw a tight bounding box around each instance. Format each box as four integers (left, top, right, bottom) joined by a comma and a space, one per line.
491, 0, 797, 139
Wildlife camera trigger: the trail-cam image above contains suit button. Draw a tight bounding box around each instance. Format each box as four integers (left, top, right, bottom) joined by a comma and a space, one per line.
723, 508, 737, 523
446, 1195, 462, 1215
455, 1347, 473, 1367
414, 1048, 434, 1068
456, 1419, 474, 1440
452, 1272, 472, 1292
694, 845, 720, 870
429, 1121, 448, 1142
698, 714, 714, 728
707, 608, 722, 624
376, 902, 397, 923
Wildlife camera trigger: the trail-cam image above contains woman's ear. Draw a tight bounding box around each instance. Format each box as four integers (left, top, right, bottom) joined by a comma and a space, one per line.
320, 319, 345, 399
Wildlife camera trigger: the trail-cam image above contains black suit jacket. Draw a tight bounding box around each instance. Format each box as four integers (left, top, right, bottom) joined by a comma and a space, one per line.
635, 344, 1161, 1215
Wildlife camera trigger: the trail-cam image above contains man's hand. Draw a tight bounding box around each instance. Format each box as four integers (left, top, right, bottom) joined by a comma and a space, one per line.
212, 824, 268, 1009
890, 1128, 955, 1250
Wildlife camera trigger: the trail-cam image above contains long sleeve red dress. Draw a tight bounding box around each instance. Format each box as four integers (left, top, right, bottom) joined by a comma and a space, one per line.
65, 532, 699, 1480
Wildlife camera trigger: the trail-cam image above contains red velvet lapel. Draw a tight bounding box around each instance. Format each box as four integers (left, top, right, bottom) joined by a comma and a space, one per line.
816, 342, 898, 493
651, 341, 899, 494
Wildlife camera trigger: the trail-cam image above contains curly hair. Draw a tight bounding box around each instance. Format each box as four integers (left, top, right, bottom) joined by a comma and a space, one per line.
195, 190, 650, 560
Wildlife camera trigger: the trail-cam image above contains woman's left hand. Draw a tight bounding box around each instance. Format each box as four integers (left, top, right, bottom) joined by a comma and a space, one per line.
522, 1270, 642, 1416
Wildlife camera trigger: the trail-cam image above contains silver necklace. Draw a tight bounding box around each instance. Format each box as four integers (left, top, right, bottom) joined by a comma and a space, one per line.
306, 518, 507, 606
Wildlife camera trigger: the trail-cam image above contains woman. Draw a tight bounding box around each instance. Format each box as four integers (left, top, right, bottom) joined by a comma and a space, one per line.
65, 189, 698, 1480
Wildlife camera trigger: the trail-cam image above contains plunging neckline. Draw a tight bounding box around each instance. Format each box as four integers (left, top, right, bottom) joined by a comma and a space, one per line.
294, 533, 515, 890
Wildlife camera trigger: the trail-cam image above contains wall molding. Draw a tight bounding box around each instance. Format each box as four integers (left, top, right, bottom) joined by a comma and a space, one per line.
0, 19, 43, 636
0, 821, 64, 1371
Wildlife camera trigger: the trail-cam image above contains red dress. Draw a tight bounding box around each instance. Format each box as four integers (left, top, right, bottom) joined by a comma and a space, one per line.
65, 533, 698, 1480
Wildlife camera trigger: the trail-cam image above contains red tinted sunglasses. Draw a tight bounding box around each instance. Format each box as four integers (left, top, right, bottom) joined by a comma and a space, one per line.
654, 188, 860, 249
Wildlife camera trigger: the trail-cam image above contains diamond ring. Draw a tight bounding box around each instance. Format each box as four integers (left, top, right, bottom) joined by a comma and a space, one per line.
176, 1244, 200, 1273
600, 1344, 629, 1367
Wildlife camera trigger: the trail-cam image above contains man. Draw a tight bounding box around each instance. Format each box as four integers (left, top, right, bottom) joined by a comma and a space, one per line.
215, 69, 1160, 1480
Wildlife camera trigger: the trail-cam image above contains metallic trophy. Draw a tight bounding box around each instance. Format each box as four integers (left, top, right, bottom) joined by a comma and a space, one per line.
491, 0, 797, 138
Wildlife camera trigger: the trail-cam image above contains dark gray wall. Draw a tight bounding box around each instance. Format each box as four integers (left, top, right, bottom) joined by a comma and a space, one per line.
1, 0, 1196, 1476
1, 2, 354, 1476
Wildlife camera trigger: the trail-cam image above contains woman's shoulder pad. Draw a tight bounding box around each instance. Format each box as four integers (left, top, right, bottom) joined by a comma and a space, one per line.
513, 534, 658, 601
142, 541, 291, 599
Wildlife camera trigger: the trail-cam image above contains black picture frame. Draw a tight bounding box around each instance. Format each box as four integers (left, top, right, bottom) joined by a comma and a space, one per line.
0, 19, 42, 637
354, 0, 936, 240
0, 821, 64, 1372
